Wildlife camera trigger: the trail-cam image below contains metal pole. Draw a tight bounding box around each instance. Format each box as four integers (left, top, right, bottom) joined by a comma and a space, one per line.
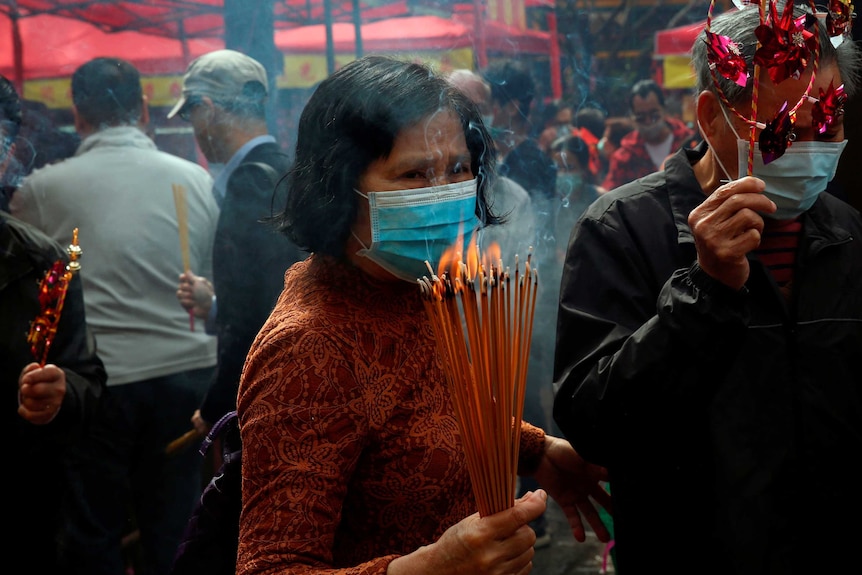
324, 0, 335, 75
352, 0, 363, 58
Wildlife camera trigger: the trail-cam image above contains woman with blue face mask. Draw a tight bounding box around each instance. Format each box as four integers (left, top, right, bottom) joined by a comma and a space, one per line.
234, 55, 611, 575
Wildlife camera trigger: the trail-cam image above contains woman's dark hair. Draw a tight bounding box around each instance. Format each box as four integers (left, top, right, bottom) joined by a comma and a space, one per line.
279, 55, 498, 257
483, 60, 536, 118
0, 74, 22, 142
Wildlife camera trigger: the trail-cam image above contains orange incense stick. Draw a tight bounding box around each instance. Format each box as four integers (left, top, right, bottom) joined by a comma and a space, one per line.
419, 240, 537, 516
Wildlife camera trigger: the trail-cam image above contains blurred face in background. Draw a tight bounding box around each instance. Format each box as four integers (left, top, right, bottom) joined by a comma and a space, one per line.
631, 91, 669, 143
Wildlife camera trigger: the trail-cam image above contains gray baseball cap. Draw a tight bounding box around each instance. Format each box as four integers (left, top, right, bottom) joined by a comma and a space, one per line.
167, 49, 268, 119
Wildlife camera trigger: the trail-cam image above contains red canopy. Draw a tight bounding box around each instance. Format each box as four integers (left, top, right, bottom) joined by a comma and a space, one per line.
0, 12, 223, 81
5, 0, 411, 38
275, 14, 551, 55
654, 19, 705, 57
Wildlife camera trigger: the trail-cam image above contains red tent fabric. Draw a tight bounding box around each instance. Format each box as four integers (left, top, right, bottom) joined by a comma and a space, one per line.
7, 0, 412, 38
275, 14, 550, 55
0, 12, 223, 81
654, 19, 705, 57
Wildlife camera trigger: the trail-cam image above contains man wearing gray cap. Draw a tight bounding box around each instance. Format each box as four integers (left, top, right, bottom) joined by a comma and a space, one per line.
170, 49, 305, 444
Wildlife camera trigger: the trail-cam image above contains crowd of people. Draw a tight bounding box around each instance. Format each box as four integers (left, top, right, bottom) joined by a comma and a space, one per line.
3, 2, 861, 574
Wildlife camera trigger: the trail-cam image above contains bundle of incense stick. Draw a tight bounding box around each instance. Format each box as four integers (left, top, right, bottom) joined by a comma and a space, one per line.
418, 240, 538, 517
171, 183, 194, 331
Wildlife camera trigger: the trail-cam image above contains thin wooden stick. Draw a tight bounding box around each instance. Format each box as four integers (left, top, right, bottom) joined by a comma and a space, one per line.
172, 183, 194, 331
165, 428, 202, 455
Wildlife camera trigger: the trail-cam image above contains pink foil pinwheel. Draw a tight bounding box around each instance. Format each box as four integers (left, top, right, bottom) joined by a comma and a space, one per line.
27, 228, 82, 366
706, 30, 749, 87
826, 0, 853, 38
753, 0, 818, 83
811, 81, 847, 134
759, 101, 796, 164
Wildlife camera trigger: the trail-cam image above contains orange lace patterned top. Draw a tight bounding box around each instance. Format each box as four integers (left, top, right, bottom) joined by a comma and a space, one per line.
236, 254, 546, 575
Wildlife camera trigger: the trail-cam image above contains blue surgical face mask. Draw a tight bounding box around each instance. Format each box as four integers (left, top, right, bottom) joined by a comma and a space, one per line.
713, 103, 848, 220
735, 139, 847, 220
353, 178, 480, 282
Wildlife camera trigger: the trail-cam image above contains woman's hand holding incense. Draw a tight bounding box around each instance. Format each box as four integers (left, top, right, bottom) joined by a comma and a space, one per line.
533, 435, 613, 543
387, 490, 548, 575
18, 362, 65, 425
176, 271, 214, 319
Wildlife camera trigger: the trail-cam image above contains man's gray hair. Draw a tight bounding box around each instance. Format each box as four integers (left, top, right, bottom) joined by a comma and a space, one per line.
692, 3, 862, 105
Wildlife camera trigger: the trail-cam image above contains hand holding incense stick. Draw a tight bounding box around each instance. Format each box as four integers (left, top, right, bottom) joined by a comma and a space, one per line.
27, 228, 83, 366
172, 183, 195, 331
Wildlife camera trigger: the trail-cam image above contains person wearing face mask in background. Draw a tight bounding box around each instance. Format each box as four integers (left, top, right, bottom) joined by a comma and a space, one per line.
548, 134, 602, 265
446, 69, 536, 272
601, 79, 697, 191
235, 55, 612, 575
553, 3, 862, 574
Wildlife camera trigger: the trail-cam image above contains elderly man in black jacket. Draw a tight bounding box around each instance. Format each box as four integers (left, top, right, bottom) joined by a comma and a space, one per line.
170, 49, 306, 438
553, 5, 862, 575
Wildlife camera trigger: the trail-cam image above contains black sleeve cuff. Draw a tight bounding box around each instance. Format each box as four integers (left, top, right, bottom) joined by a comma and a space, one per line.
686, 262, 749, 303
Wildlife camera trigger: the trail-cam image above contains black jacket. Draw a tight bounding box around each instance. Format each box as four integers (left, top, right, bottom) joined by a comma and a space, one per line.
2, 211, 106, 567
2, 211, 106, 443
553, 143, 862, 574
201, 142, 306, 424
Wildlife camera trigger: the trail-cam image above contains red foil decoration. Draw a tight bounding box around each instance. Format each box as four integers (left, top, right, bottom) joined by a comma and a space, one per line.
27, 228, 82, 366
753, 0, 818, 83
826, 0, 853, 37
759, 101, 796, 164
706, 30, 749, 87
812, 81, 847, 134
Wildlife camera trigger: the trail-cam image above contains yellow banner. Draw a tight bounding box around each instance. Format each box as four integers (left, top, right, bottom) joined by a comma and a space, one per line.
23, 75, 186, 109
280, 48, 474, 89
487, 0, 526, 29
662, 55, 695, 89
21, 50, 474, 107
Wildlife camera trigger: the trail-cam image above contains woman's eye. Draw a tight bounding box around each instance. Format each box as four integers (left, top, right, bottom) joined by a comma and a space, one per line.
452, 162, 471, 175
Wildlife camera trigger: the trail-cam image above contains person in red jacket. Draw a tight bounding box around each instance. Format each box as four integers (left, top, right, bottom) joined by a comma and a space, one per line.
602, 79, 697, 191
